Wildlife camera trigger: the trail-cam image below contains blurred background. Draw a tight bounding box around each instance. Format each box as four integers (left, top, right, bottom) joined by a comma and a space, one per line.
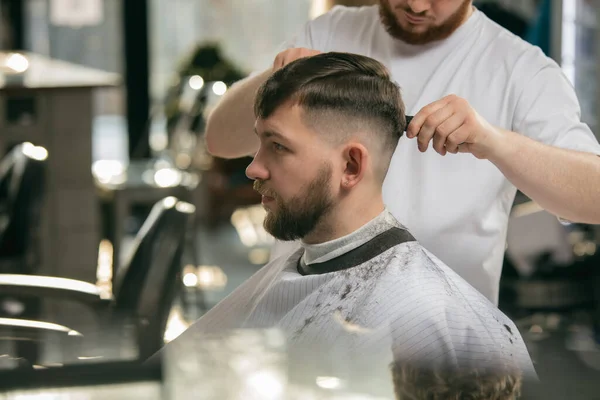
0, 0, 598, 398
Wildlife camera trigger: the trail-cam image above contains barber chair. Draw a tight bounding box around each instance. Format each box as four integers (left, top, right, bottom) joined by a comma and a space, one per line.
0, 142, 46, 364
0, 196, 194, 367
0, 142, 46, 273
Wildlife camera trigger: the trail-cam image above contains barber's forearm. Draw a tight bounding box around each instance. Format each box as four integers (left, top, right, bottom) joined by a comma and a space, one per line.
489, 129, 600, 224
205, 69, 271, 159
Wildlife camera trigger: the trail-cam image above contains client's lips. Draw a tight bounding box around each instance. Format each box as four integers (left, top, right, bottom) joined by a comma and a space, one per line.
404, 11, 427, 24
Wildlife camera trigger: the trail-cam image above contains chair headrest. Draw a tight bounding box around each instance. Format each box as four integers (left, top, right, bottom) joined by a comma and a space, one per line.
112, 197, 195, 308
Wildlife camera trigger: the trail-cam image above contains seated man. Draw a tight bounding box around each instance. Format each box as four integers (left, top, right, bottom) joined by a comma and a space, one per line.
160, 52, 536, 386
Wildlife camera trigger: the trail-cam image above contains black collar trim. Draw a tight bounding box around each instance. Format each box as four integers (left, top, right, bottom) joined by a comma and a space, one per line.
297, 227, 416, 276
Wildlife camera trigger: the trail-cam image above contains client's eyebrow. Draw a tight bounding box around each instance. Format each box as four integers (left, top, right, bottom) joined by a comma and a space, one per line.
254, 127, 286, 141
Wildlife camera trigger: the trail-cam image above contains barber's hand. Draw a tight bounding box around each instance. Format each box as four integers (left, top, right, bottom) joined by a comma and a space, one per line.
273, 48, 321, 71
406, 94, 503, 160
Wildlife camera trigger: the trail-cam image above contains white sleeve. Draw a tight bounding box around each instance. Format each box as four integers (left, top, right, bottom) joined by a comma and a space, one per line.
512, 57, 600, 156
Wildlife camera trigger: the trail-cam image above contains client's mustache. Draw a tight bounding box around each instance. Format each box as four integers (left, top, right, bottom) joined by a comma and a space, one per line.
253, 180, 277, 198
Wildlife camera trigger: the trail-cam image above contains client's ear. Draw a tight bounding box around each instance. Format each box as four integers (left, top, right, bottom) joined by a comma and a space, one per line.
341, 142, 368, 189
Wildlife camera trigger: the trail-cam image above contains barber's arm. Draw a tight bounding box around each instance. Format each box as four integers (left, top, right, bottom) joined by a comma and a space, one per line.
205, 48, 320, 159
486, 129, 600, 224
204, 69, 269, 159
407, 94, 600, 224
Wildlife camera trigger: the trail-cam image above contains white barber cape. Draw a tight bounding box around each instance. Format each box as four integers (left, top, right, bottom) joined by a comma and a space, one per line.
169, 210, 536, 384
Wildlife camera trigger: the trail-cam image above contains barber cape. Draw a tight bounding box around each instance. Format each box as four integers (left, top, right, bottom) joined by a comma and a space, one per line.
166, 209, 537, 384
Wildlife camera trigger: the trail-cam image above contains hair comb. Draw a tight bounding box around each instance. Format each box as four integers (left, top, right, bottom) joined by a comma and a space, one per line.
404, 115, 413, 131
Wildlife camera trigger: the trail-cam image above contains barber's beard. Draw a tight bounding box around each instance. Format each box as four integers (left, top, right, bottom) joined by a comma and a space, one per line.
379, 0, 472, 45
254, 166, 334, 241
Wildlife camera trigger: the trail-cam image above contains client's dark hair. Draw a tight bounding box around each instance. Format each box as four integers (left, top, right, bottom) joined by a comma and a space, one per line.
254, 52, 405, 181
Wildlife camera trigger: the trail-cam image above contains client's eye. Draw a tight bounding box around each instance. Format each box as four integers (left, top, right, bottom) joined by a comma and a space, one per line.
272, 142, 287, 152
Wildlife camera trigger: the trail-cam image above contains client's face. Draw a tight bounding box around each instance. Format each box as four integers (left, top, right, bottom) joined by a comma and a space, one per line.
246, 104, 337, 241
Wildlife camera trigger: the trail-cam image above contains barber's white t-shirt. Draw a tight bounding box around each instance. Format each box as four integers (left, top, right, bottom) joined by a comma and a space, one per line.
268, 6, 600, 305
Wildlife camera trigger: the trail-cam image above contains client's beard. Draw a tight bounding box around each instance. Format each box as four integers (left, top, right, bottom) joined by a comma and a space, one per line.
254, 165, 334, 241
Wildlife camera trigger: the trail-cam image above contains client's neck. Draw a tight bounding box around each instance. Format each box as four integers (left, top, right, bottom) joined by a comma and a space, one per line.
302, 193, 386, 245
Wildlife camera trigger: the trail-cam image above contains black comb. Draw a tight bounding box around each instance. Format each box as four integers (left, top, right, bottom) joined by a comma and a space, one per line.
405, 115, 413, 130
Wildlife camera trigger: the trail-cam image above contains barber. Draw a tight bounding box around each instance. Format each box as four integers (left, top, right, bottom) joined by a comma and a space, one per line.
203, 0, 600, 305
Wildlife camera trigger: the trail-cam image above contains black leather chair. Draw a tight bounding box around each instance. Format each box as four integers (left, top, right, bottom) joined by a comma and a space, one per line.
0, 142, 46, 274
0, 142, 47, 364
0, 196, 194, 366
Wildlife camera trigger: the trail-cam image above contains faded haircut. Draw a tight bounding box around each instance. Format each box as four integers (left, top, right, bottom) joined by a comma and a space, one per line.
254, 52, 406, 181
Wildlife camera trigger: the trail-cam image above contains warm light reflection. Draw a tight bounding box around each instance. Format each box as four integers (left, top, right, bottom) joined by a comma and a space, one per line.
316, 376, 342, 390
197, 265, 227, 290
96, 239, 113, 300
2, 299, 25, 316
248, 248, 270, 265
77, 356, 104, 361
21, 142, 48, 161
5, 53, 29, 73
0, 317, 82, 336
585, 241, 597, 256
188, 75, 204, 90
0, 274, 100, 296
243, 369, 285, 400
163, 305, 190, 343
183, 272, 198, 288
162, 196, 177, 209
212, 81, 227, 96
175, 201, 196, 214
154, 167, 182, 187
175, 153, 192, 170
231, 208, 259, 247
149, 130, 169, 152
231, 206, 274, 248
92, 160, 126, 185
574, 241, 597, 257
530, 325, 543, 334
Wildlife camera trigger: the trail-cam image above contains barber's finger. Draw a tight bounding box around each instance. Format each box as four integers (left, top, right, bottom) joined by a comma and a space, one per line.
443, 125, 471, 154
422, 106, 457, 154
446, 129, 469, 154
273, 48, 321, 71
273, 50, 296, 71
432, 113, 466, 154
407, 95, 454, 139
273, 53, 285, 71
416, 104, 454, 152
